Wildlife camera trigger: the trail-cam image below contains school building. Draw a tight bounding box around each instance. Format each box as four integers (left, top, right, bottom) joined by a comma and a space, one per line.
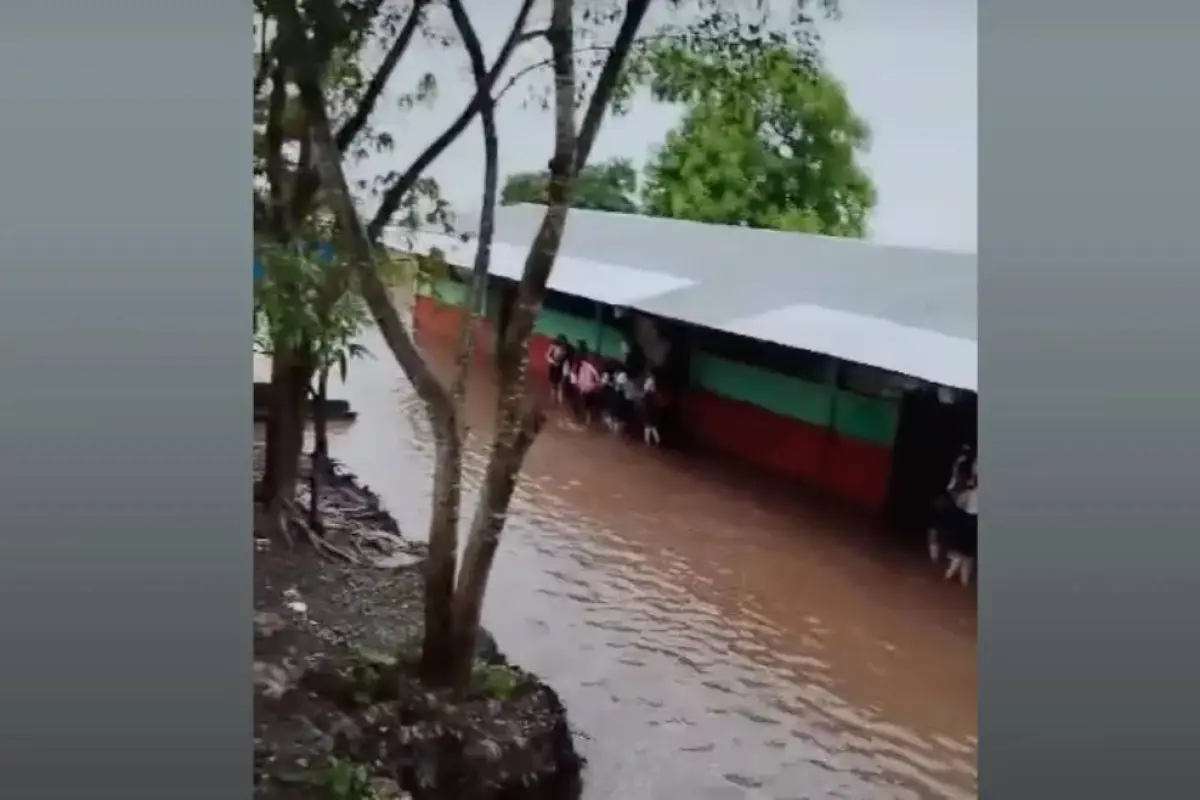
398, 204, 977, 528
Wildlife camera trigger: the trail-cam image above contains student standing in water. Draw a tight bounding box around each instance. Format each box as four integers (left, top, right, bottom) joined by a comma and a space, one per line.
617, 365, 644, 436
640, 371, 663, 446
545, 335, 571, 405
928, 445, 977, 585
572, 343, 602, 424
943, 457, 978, 585
598, 359, 621, 432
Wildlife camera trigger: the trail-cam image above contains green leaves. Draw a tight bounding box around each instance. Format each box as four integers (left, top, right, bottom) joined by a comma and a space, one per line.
501, 158, 640, 213
253, 242, 372, 381
639, 41, 876, 238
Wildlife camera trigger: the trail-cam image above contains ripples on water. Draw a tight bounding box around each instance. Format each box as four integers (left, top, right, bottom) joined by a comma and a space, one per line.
301, 327, 977, 800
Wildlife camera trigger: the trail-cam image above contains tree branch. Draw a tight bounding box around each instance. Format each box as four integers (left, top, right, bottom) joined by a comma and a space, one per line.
288, 0, 427, 230
364, 0, 537, 243
574, 0, 652, 169
334, 0, 427, 155
418, 0, 497, 690
450, 0, 579, 684
254, 0, 388, 102
446, 0, 498, 416
453, 0, 654, 625
276, 0, 454, 428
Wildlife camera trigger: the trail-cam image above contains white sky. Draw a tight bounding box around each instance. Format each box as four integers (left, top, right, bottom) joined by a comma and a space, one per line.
351, 0, 977, 253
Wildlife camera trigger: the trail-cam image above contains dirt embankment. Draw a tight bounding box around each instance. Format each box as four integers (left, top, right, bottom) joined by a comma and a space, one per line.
253, 453, 583, 800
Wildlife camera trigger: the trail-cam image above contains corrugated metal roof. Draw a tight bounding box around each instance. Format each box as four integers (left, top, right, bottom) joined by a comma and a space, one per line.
725, 305, 977, 391
482, 204, 977, 341
427, 206, 978, 391
394, 230, 696, 307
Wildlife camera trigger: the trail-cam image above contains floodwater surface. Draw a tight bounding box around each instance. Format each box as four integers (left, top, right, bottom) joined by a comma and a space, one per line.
276, 323, 978, 800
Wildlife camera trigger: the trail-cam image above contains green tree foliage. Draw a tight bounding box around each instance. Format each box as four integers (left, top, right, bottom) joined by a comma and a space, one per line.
501, 157, 640, 213
253, 244, 368, 363
638, 41, 875, 237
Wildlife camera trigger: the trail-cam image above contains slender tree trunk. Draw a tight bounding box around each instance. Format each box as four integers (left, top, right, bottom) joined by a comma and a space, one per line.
444, 0, 653, 691
418, 0, 503, 688
308, 367, 330, 531
419, 433, 464, 682
259, 354, 286, 504
445, 0, 579, 691
261, 347, 309, 538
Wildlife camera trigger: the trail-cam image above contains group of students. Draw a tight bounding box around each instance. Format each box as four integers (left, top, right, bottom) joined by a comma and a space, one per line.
927, 444, 979, 586
545, 334, 664, 445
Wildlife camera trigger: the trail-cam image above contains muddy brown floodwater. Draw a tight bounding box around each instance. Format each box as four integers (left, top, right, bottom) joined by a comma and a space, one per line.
306, 322, 977, 800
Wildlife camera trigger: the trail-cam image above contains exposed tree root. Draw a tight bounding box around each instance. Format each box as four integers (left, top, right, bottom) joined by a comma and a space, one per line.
255, 444, 426, 570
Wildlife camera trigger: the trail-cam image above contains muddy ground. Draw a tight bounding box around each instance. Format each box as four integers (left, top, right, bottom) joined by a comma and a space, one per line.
253, 450, 583, 800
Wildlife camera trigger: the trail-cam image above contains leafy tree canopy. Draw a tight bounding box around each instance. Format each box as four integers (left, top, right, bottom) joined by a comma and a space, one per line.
638, 40, 876, 237
501, 157, 640, 214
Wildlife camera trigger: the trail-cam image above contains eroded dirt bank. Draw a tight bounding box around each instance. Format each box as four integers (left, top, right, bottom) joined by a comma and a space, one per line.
253, 448, 584, 800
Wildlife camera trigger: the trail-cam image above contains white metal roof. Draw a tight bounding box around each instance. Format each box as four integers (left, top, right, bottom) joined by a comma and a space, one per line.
398, 231, 695, 307
400, 209, 979, 393
479, 205, 977, 340
724, 304, 977, 392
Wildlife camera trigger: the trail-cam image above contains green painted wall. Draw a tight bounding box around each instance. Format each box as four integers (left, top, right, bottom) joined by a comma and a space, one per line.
534, 308, 624, 358
419, 279, 467, 306
690, 352, 835, 429
831, 390, 899, 446
690, 352, 900, 447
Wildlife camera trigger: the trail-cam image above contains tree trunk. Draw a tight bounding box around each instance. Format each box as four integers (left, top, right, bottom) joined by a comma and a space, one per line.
444, 0, 652, 692
308, 367, 330, 531
419, 434, 465, 684
260, 347, 309, 539
445, 0, 579, 691
418, 0, 502, 689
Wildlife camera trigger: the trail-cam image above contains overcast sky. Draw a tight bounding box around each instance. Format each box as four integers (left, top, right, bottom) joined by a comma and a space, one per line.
353, 0, 977, 253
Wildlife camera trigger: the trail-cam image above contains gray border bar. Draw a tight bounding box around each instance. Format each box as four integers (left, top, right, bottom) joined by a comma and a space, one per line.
982, 0, 1200, 795
0, 4, 250, 797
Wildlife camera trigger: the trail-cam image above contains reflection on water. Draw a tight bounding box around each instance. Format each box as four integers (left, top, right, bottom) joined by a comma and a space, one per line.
283, 323, 977, 800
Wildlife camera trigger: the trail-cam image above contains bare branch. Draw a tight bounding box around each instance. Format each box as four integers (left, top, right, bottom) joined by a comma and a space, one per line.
276, 0, 454, 427
334, 1, 427, 155
450, 0, 579, 684
365, 0, 537, 243
418, 0, 500, 689
452, 2, 657, 655
287, 0, 427, 228
494, 24, 686, 113
446, 0, 498, 415
574, 0, 652, 167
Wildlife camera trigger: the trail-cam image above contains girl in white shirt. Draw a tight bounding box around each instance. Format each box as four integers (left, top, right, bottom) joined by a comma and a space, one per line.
928, 447, 978, 586
944, 457, 978, 586
640, 373, 662, 446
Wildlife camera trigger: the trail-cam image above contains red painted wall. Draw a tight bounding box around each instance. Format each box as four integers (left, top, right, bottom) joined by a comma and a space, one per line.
412, 295, 553, 376
525, 334, 553, 379
821, 435, 893, 510
681, 389, 894, 513
413, 295, 464, 338
681, 390, 830, 485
